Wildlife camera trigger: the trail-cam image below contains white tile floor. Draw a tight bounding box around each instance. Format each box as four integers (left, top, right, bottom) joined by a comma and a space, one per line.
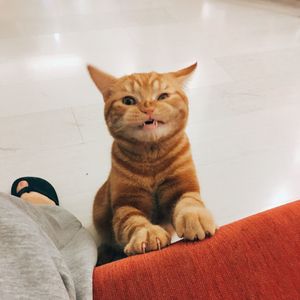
1, 0, 300, 236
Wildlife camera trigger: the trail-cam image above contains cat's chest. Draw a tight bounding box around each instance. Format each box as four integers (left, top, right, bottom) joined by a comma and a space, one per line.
139, 166, 172, 190
140, 155, 178, 178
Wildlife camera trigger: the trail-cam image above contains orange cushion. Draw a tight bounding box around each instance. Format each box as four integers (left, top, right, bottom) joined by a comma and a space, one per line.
93, 201, 300, 299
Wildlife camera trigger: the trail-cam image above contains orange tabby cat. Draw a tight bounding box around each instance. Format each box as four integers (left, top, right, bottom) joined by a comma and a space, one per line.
87, 63, 217, 264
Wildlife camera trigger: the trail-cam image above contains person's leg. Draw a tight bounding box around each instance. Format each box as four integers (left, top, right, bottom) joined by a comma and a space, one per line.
14, 179, 98, 300
0, 189, 75, 300
0, 179, 97, 300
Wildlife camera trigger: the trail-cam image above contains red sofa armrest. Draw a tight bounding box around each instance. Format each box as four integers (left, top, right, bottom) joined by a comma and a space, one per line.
93, 201, 300, 299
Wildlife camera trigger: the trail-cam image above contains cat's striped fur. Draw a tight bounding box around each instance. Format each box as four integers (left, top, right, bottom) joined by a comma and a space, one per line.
88, 63, 216, 263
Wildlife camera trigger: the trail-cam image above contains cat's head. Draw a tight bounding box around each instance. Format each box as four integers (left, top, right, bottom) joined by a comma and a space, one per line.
87, 63, 196, 143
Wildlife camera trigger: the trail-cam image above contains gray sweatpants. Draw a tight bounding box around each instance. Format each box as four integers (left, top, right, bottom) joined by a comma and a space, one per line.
0, 192, 97, 300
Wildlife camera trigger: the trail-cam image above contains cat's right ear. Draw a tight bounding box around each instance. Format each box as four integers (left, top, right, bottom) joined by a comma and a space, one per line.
168, 62, 197, 86
87, 65, 117, 100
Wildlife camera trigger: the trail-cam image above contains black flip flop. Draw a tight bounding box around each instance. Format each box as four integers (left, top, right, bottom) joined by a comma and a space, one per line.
11, 177, 59, 206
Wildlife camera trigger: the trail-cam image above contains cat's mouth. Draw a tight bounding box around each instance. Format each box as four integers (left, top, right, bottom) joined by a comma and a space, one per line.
142, 119, 163, 130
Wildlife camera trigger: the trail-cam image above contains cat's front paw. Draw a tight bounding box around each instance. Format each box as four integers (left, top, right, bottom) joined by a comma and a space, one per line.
124, 224, 170, 256
174, 204, 217, 240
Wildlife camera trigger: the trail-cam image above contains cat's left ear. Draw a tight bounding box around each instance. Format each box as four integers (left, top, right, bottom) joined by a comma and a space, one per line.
169, 62, 197, 85
87, 65, 117, 100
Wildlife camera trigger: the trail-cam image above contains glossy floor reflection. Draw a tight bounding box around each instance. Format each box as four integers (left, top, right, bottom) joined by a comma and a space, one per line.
0, 0, 300, 236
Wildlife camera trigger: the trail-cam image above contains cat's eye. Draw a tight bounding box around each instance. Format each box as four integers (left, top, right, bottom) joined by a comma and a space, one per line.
122, 96, 136, 105
157, 93, 169, 101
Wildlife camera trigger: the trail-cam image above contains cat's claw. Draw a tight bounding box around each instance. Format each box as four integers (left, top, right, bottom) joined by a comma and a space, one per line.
156, 238, 161, 250
142, 242, 147, 253
124, 225, 170, 255
174, 205, 217, 241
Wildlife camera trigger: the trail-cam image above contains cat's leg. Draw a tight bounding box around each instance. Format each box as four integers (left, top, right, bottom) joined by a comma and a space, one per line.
93, 181, 114, 243
113, 203, 171, 255
173, 192, 216, 240
94, 181, 124, 265
158, 174, 217, 241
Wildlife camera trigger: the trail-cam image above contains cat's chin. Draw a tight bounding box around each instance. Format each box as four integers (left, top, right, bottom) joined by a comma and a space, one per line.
129, 123, 173, 142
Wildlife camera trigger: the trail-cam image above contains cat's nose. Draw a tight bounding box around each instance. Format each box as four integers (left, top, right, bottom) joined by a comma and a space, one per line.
141, 107, 155, 115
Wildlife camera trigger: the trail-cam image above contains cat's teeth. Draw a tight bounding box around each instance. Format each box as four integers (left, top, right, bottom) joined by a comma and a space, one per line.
143, 120, 158, 130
